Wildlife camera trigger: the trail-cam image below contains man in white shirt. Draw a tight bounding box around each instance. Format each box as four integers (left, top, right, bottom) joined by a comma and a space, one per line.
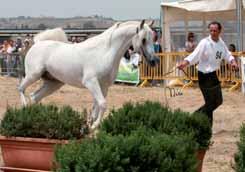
177, 21, 238, 127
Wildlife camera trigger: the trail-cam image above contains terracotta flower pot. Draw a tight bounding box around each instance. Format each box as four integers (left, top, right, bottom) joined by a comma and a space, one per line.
0, 136, 68, 172
197, 149, 206, 172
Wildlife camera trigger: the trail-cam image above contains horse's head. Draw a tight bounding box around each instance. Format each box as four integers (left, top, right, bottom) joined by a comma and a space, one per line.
132, 20, 160, 67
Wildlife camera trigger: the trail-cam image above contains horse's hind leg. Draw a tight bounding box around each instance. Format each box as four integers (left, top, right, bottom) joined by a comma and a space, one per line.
30, 79, 63, 103
18, 73, 43, 105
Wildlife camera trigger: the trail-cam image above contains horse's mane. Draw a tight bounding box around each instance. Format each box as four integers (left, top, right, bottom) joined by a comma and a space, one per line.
34, 28, 68, 43
32, 21, 141, 48
108, 22, 122, 47
77, 22, 124, 49
91, 21, 140, 48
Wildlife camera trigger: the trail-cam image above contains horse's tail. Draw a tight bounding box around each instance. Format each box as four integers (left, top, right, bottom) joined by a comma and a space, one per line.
34, 28, 68, 43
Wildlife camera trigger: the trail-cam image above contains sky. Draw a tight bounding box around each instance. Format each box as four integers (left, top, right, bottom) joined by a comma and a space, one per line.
0, 0, 163, 20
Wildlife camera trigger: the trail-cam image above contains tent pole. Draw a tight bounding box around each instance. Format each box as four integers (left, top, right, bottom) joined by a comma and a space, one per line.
236, 0, 243, 51
160, 0, 162, 31
202, 14, 206, 38
160, 0, 163, 50
162, 7, 171, 52
184, 14, 188, 49
161, 6, 165, 51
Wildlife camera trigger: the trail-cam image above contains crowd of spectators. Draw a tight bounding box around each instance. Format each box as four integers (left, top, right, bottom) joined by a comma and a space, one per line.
0, 35, 84, 77
0, 35, 32, 77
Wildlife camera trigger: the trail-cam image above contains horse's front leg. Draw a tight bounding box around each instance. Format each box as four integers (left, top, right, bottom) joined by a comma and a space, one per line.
91, 84, 108, 129
88, 100, 99, 126
83, 77, 106, 130
91, 84, 109, 125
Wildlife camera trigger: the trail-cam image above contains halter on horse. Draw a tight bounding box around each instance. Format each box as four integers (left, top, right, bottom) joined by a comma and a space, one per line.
18, 20, 159, 130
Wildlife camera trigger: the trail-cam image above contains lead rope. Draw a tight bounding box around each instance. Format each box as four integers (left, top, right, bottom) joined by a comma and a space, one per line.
163, 66, 193, 107
162, 66, 177, 107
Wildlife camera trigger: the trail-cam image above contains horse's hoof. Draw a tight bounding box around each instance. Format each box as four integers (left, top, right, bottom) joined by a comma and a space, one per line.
20, 94, 28, 106
86, 117, 93, 127
80, 124, 89, 136
91, 122, 99, 131
29, 93, 36, 103
90, 125, 96, 131
80, 127, 86, 135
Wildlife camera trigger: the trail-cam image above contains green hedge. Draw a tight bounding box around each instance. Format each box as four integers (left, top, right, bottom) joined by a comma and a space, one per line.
100, 101, 211, 150
55, 128, 198, 172
0, 104, 87, 140
235, 124, 245, 172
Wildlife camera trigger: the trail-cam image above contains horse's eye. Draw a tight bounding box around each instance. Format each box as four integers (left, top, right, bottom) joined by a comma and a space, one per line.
142, 38, 146, 45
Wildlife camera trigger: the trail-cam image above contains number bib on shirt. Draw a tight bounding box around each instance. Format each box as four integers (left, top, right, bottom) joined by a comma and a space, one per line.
215, 51, 222, 59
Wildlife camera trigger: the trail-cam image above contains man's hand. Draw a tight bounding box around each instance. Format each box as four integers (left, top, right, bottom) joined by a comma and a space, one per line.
177, 60, 189, 70
230, 59, 239, 71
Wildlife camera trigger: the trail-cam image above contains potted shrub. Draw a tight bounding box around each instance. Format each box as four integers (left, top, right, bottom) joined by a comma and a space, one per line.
0, 104, 88, 172
55, 128, 199, 172
235, 124, 245, 172
100, 101, 212, 172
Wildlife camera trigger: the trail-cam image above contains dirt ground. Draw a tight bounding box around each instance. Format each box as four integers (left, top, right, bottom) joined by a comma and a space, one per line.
0, 76, 245, 172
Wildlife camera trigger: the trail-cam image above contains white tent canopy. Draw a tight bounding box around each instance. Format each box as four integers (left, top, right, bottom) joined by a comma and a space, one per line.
161, 0, 244, 51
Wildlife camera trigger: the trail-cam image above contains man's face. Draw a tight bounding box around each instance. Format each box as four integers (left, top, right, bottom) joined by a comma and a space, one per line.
209, 24, 221, 41
189, 36, 194, 42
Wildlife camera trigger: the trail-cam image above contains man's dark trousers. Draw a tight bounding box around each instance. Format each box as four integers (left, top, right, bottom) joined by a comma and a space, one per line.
195, 71, 223, 126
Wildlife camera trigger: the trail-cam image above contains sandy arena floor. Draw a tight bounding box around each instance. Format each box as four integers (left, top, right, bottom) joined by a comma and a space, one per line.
0, 76, 245, 172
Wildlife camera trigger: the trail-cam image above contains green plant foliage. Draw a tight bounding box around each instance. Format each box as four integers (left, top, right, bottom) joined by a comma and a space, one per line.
100, 101, 211, 150
55, 128, 198, 172
235, 124, 245, 172
0, 104, 87, 140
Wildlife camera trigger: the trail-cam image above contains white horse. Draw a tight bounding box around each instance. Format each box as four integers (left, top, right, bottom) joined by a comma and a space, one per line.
18, 20, 159, 130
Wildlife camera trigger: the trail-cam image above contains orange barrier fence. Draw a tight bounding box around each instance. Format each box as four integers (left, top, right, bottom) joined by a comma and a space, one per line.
139, 52, 242, 91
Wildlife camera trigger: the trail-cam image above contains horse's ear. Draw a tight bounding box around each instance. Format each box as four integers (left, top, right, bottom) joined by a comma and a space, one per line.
140, 20, 145, 30
148, 20, 154, 28
116, 22, 121, 28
